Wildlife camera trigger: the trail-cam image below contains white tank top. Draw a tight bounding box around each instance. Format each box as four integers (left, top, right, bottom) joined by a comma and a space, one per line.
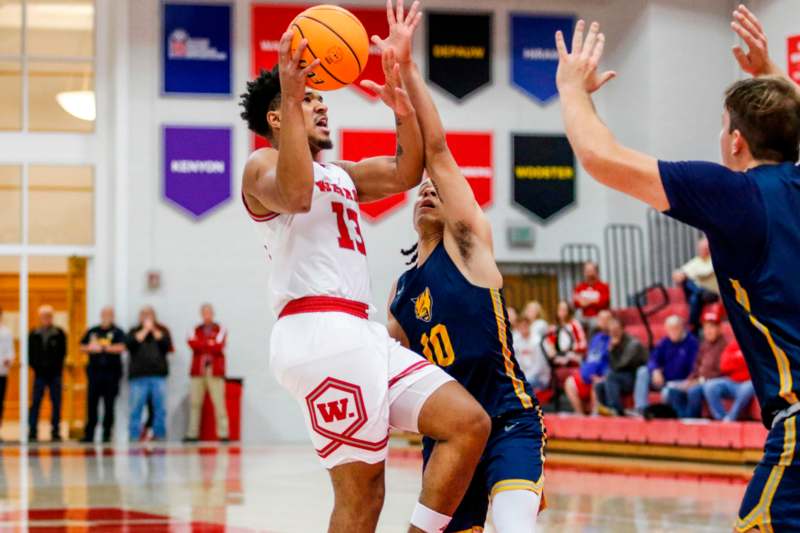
244, 162, 372, 317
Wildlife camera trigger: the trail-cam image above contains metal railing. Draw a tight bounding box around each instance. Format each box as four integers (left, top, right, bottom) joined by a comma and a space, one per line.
558, 243, 601, 302
604, 224, 647, 308
633, 283, 670, 349
647, 208, 702, 287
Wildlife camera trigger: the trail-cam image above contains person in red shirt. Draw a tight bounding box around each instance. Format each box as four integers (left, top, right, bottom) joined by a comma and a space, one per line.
702, 339, 755, 421
184, 304, 229, 442
572, 261, 610, 322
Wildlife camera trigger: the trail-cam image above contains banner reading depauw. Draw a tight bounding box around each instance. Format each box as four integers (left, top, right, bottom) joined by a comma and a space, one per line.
427, 11, 492, 100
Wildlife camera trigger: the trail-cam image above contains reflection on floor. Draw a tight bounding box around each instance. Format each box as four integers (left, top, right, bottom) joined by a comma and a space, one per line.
0, 443, 747, 532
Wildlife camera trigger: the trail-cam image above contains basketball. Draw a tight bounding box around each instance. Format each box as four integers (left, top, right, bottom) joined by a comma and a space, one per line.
290, 5, 370, 91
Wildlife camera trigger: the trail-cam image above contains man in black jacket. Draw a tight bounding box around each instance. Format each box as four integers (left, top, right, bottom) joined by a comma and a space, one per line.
28, 305, 67, 442
127, 306, 172, 441
594, 316, 649, 415
80, 307, 126, 443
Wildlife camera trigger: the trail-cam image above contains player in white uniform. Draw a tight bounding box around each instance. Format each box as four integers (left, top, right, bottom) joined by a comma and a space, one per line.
238, 6, 490, 533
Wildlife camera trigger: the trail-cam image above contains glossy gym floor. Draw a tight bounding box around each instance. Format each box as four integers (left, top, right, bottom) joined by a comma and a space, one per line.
0, 442, 748, 532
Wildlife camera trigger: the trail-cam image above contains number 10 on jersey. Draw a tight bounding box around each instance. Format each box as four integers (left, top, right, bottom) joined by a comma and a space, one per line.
421, 324, 455, 367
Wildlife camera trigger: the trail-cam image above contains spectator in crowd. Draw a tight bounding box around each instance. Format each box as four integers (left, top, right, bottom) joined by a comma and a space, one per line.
565, 310, 612, 414
0, 306, 14, 440
543, 301, 587, 391
28, 305, 67, 442
594, 316, 649, 415
522, 301, 549, 339
127, 306, 172, 442
572, 261, 610, 326
184, 304, 229, 443
660, 307, 727, 418
507, 306, 519, 333
633, 315, 699, 415
513, 315, 551, 393
79, 307, 126, 443
703, 339, 755, 421
672, 236, 720, 332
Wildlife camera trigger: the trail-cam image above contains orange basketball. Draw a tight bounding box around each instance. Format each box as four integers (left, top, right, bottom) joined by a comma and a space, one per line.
290, 5, 369, 91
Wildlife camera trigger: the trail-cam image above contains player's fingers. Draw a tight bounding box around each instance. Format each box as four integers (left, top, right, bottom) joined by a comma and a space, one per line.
386, 0, 396, 25
555, 30, 568, 59
397, 0, 404, 25
581, 22, 600, 60
406, 1, 420, 26
571, 19, 585, 55
597, 70, 616, 89
371, 34, 388, 51
731, 21, 761, 52
737, 4, 764, 33
292, 39, 308, 65
279, 31, 293, 59
734, 10, 767, 47
360, 80, 383, 93
300, 58, 320, 76
732, 45, 750, 69
589, 33, 606, 69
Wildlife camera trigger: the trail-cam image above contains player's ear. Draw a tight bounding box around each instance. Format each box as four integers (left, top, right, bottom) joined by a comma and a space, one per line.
730, 129, 747, 157
267, 109, 281, 132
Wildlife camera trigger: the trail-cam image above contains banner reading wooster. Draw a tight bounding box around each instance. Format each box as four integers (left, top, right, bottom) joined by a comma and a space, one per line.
511, 13, 575, 104
427, 11, 492, 100
512, 134, 575, 222
163, 3, 232, 95
163, 126, 232, 219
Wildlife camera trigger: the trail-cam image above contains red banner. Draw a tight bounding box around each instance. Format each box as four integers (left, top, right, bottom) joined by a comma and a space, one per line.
251, 4, 385, 100
340, 129, 407, 222
789, 35, 800, 85
445, 132, 493, 208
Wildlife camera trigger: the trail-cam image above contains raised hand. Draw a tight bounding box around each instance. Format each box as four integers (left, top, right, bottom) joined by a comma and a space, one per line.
361, 47, 414, 116
371, 0, 422, 64
730, 4, 777, 77
555, 20, 616, 94
278, 30, 320, 102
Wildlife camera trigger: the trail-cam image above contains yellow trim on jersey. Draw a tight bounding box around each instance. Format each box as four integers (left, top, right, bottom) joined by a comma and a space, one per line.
735, 417, 796, 532
490, 477, 545, 499
730, 280, 799, 405
489, 289, 534, 409
451, 529, 483, 533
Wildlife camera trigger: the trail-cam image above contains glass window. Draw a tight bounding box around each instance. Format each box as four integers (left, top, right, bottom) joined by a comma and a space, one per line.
25, 0, 94, 58
28, 165, 93, 245
0, 166, 22, 244
0, 61, 22, 130
28, 61, 94, 132
0, 1, 22, 55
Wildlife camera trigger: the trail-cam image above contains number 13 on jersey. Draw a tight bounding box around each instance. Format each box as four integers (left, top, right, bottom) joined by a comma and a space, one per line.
421, 324, 456, 367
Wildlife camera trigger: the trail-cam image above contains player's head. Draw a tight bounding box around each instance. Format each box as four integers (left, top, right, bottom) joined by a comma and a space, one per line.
720, 77, 800, 171
413, 178, 444, 236
239, 66, 332, 153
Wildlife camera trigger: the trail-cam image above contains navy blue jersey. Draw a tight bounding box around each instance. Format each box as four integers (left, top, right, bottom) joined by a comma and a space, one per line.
390, 242, 537, 417
660, 160, 800, 427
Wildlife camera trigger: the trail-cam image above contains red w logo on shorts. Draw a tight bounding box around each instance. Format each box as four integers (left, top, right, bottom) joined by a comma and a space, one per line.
317, 398, 350, 423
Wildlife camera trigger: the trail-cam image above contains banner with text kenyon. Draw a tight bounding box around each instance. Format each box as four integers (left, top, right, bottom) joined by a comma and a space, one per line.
426, 11, 492, 100
163, 2, 232, 95
510, 13, 574, 104
163, 126, 232, 219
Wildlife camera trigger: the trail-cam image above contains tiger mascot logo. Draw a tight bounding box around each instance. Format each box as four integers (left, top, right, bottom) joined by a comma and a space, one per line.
413, 287, 433, 323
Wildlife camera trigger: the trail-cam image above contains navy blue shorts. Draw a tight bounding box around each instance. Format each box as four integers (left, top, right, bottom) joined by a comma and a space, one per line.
422, 409, 546, 532
736, 414, 800, 532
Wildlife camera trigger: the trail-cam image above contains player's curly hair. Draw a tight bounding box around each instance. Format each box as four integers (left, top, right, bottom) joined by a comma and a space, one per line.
401, 243, 418, 265
239, 65, 282, 141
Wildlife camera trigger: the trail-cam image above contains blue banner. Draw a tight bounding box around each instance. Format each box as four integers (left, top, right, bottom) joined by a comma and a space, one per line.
163, 3, 232, 96
510, 13, 575, 104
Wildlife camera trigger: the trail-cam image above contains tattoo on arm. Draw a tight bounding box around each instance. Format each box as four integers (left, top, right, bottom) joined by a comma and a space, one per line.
396, 143, 404, 161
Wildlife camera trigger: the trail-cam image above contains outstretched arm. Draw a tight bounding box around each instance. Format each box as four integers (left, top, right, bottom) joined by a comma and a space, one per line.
556, 20, 668, 211
336, 45, 423, 202
731, 4, 799, 92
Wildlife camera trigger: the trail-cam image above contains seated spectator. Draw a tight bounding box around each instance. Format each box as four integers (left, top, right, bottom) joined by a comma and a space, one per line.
594, 315, 649, 415
522, 301, 549, 339
185, 303, 229, 443
660, 307, 727, 418
703, 339, 755, 421
127, 306, 173, 442
572, 261, 610, 327
507, 306, 519, 333
542, 301, 587, 390
633, 315, 699, 415
566, 310, 612, 414
672, 236, 720, 332
513, 315, 550, 392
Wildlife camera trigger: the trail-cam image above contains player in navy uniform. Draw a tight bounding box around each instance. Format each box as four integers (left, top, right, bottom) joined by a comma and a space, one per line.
556, 7, 800, 531
378, 5, 546, 530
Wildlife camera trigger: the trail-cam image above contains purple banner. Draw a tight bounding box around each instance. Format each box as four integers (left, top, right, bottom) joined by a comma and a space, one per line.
163, 126, 231, 218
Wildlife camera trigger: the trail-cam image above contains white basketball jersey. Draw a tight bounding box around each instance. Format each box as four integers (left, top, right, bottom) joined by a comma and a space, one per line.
244, 162, 372, 316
